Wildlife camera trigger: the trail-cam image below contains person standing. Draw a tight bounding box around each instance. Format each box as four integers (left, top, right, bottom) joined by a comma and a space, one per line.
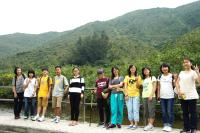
107, 66, 124, 129
124, 65, 142, 130
93, 68, 110, 128
33, 67, 52, 122
157, 63, 175, 132
51, 66, 69, 123
176, 58, 200, 133
23, 69, 37, 120
142, 67, 157, 131
68, 67, 85, 126
12, 67, 26, 119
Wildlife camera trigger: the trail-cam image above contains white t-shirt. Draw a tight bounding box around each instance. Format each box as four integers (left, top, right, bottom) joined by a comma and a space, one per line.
23, 78, 37, 97
179, 70, 199, 100
158, 73, 174, 99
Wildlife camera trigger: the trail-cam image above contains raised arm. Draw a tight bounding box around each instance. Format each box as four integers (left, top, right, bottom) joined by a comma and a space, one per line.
194, 65, 200, 83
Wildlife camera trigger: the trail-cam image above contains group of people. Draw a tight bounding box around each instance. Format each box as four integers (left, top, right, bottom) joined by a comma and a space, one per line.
12, 57, 200, 133
12, 66, 84, 126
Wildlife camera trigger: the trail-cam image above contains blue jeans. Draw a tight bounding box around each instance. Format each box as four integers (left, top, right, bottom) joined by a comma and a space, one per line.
24, 97, 36, 117
126, 96, 140, 122
160, 98, 174, 127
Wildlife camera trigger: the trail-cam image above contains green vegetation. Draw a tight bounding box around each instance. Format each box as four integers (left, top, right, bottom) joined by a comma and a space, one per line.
0, 1, 200, 67
0, 1, 200, 104
0, 32, 62, 57
69, 31, 110, 65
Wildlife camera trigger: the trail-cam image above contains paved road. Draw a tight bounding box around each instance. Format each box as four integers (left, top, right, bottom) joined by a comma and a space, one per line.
0, 109, 190, 133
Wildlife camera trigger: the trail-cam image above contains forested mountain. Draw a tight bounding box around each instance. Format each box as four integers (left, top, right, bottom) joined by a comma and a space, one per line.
0, 1, 200, 71
0, 32, 62, 57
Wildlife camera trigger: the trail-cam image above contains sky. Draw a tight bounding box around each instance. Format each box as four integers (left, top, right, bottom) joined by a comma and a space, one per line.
0, 0, 198, 35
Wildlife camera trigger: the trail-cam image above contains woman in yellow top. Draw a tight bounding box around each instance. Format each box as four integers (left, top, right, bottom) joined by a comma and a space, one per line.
124, 65, 142, 130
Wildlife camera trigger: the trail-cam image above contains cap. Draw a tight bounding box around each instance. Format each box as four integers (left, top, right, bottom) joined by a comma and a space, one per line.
97, 68, 104, 74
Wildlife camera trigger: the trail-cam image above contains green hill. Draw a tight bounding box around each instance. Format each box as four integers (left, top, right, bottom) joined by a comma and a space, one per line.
160, 27, 200, 71
0, 1, 200, 71
0, 32, 62, 57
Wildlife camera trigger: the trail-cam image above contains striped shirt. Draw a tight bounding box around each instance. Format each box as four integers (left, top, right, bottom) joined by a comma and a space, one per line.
69, 76, 85, 93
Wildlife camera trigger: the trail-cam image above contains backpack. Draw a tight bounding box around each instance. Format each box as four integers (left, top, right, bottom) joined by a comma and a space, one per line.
38, 76, 51, 89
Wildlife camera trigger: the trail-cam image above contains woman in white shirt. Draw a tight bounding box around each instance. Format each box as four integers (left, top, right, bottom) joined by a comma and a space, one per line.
157, 63, 175, 132
176, 58, 200, 133
23, 69, 37, 120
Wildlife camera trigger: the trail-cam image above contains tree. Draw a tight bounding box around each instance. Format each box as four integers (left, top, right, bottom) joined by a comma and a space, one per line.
70, 31, 110, 65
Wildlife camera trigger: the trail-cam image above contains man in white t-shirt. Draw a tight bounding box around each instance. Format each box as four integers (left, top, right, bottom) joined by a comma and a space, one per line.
51, 66, 69, 123
176, 58, 200, 133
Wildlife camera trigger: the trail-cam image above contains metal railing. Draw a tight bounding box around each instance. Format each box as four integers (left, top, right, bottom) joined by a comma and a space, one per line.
1, 86, 200, 123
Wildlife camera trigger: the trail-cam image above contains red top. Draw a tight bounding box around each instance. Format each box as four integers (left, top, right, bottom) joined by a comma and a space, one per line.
95, 77, 109, 99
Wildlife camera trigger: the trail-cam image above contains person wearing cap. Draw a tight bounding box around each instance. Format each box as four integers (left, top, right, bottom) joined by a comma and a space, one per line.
93, 68, 110, 128
33, 67, 53, 122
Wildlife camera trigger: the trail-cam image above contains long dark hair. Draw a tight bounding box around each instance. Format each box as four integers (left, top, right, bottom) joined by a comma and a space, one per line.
13, 67, 25, 86
128, 64, 137, 77
111, 66, 120, 79
14, 67, 22, 75
160, 63, 170, 74
142, 67, 152, 79
28, 69, 36, 78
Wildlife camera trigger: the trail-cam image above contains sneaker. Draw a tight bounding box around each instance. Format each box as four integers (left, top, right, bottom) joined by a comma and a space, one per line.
32, 115, 39, 121
127, 125, 133, 129
117, 124, 121, 128
31, 116, 35, 121
162, 126, 168, 131
103, 123, 109, 128
107, 124, 116, 129
38, 116, 44, 122
144, 124, 154, 131
97, 122, 104, 127
132, 125, 138, 130
24, 116, 28, 119
180, 129, 190, 133
51, 117, 57, 122
55, 117, 60, 123
15, 116, 20, 119
191, 129, 197, 133
166, 126, 172, 132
